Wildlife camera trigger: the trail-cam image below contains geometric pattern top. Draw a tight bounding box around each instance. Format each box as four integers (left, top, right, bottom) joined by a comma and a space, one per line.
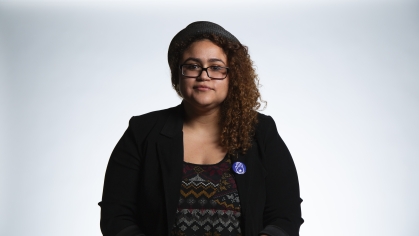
170, 155, 242, 236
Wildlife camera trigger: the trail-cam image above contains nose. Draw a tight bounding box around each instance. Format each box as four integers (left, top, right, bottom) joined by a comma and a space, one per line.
196, 68, 211, 81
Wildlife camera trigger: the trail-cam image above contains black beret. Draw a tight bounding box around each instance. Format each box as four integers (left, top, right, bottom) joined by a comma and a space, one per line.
168, 21, 239, 63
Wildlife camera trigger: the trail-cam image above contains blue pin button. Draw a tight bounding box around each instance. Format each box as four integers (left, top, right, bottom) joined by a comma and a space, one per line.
232, 162, 246, 174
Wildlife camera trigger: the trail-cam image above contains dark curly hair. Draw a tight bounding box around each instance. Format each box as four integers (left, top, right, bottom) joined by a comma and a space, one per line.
168, 33, 265, 154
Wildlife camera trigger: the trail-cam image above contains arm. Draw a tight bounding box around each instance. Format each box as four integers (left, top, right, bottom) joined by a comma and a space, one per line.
99, 117, 145, 236
258, 115, 304, 236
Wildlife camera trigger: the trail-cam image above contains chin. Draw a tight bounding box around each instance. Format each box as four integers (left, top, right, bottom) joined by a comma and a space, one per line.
188, 99, 222, 109
194, 101, 217, 107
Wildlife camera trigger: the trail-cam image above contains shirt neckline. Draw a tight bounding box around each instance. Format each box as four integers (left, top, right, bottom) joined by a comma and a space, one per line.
183, 154, 229, 166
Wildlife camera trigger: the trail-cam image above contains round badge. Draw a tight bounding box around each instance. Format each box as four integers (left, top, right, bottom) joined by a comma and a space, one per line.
232, 162, 246, 174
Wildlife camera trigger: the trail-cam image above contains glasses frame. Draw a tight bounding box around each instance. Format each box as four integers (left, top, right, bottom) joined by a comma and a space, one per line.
179, 64, 229, 80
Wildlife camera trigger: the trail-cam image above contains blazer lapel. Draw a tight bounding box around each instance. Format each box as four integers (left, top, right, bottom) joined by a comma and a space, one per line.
156, 105, 184, 233
234, 142, 261, 236
233, 151, 249, 232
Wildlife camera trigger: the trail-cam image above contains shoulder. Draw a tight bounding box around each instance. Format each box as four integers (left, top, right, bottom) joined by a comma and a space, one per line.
255, 112, 281, 147
129, 105, 180, 127
126, 104, 182, 140
256, 112, 276, 132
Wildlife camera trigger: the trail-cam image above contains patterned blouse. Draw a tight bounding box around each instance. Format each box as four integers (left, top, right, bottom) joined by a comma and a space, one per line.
171, 155, 242, 236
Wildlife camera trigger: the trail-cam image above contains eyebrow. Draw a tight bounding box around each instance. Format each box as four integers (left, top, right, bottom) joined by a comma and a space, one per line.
182, 57, 226, 65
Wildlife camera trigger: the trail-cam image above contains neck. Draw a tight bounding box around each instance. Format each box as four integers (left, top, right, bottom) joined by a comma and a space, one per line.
182, 101, 221, 131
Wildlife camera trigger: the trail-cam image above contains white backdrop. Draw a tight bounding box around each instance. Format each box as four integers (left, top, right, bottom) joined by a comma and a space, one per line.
1, 0, 418, 235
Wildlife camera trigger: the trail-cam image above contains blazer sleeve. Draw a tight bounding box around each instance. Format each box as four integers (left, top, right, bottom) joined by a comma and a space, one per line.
258, 115, 304, 236
98, 117, 145, 236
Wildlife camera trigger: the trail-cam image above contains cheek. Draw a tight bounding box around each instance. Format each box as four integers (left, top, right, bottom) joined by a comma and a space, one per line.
223, 78, 230, 92
178, 79, 192, 94
218, 80, 230, 98
178, 81, 185, 96
176, 77, 184, 96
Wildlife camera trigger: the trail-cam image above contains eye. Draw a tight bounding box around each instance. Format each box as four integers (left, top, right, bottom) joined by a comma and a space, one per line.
209, 66, 223, 71
184, 64, 201, 70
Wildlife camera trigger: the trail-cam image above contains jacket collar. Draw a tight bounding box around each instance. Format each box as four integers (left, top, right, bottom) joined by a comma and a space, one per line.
160, 103, 184, 138
156, 103, 185, 232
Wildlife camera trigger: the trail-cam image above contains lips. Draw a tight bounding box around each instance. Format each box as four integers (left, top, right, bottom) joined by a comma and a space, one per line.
193, 85, 213, 90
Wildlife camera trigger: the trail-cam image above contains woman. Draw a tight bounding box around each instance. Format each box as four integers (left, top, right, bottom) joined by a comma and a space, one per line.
99, 21, 303, 236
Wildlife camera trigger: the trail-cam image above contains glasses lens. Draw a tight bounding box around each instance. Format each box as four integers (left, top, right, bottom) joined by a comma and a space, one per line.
182, 64, 201, 77
207, 66, 228, 79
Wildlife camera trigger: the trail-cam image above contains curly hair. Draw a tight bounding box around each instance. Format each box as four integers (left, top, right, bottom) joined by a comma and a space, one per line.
168, 34, 265, 154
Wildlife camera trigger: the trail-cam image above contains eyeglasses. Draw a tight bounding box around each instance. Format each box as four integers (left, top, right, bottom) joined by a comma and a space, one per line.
180, 64, 229, 80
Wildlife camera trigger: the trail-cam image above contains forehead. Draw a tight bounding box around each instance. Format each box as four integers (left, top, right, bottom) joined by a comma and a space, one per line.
182, 39, 227, 62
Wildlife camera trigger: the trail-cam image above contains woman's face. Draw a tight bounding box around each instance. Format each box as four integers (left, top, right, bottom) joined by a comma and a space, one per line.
178, 39, 229, 111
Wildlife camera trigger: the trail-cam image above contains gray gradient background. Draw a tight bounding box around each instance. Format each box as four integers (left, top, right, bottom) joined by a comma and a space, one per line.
1, 0, 418, 235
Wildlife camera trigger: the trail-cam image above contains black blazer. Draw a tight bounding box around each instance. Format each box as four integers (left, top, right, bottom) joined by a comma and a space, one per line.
99, 104, 303, 236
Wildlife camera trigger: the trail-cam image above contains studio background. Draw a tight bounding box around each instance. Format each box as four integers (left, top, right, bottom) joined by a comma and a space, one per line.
1, 0, 418, 235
